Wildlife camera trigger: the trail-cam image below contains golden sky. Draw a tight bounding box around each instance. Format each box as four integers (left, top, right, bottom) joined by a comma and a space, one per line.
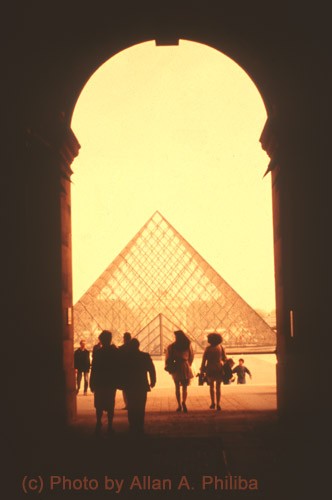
71, 40, 275, 312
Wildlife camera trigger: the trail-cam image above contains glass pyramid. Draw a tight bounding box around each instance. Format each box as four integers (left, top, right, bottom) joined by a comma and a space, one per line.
74, 212, 276, 354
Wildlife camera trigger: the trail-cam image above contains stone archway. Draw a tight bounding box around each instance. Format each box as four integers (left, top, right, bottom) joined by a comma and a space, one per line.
5, 5, 327, 442
63, 40, 276, 426
63, 38, 278, 426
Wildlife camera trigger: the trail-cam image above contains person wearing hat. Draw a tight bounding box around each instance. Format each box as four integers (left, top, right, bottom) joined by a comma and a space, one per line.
200, 333, 227, 411
89, 330, 119, 436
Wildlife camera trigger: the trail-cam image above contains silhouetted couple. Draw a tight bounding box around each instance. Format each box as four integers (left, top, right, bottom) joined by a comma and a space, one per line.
90, 330, 156, 437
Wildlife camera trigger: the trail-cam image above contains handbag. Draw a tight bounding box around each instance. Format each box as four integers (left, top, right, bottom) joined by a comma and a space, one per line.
164, 358, 177, 374
197, 372, 208, 385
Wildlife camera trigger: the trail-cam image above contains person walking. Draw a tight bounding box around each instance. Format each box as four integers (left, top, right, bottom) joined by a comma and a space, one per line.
223, 358, 235, 384
165, 330, 194, 413
74, 339, 90, 395
122, 338, 156, 435
89, 330, 119, 436
118, 332, 132, 410
92, 339, 102, 359
200, 333, 227, 411
232, 358, 252, 384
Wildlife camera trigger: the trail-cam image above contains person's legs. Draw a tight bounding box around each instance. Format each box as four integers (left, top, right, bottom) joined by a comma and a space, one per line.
76, 371, 82, 394
106, 411, 114, 435
182, 384, 188, 412
127, 389, 136, 431
133, 393, 147, 434
107, 389, 116, 433
209, 381, 215, 408
122, 390, 128, 409
95, 408, 103, 435
175, 381, 181, 411
216, 381, 221, 410
127, 391, 146, 434
83, 372, 89, 394
127, 408, 137, 433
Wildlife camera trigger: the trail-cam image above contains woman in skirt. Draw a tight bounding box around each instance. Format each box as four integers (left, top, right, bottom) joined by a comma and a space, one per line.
200, 333, 227, 411
165, 330, 194, 413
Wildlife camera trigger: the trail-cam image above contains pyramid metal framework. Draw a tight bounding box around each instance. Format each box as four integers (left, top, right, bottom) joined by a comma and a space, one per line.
74, 212, 276, 354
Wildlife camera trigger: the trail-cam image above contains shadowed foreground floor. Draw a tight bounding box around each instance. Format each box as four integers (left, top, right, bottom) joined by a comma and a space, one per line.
9, 356, 324, 499
11, 383, 319, 500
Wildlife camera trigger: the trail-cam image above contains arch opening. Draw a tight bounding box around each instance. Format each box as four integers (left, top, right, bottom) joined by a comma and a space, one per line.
70, 39, 276, 417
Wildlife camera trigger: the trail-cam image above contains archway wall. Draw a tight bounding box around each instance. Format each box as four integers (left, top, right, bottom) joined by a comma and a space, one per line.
22, 4, 283, 130
9, 4, 327, 440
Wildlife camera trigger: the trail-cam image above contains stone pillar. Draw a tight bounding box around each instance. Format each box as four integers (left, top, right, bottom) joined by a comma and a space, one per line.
260, 111, 327, 426
260, 115, 288, 416
57, 127, 81, 424
15, 119, 80, 442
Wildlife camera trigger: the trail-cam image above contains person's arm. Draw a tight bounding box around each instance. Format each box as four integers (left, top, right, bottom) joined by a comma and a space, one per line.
200, 349, 208, 372
89, 352, 99, 392
165, 345, 171, 364
245, 367, 252, 379
189, 344, 194, 365
89, 364, 95, 392
148, 356, 156, 388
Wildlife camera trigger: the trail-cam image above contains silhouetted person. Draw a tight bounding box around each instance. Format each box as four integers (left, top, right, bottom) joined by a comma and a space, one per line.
89, 330, 119, 436
200, 333, 227, 410
74, 339, 90, 395
223, 358, 235, 385
118, 332, 132, 410
92, 339, 102, 359
165, 330, 194, 413
122, 338, 156, 435
232, 358, 252, 384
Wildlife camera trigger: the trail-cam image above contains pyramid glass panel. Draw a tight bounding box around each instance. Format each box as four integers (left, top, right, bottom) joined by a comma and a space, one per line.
74, 212, 276, 354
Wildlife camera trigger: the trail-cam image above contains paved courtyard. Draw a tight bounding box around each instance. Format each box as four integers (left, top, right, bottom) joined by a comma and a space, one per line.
62, 355, 280, 499
75, 353, 277, 437
15, 354, 306, 500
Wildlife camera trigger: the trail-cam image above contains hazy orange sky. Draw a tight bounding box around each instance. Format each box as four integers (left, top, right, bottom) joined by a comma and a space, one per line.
71, 40, 275, 312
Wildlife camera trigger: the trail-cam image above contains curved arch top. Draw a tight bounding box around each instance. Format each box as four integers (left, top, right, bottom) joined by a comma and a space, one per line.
69, 38, 271, 126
